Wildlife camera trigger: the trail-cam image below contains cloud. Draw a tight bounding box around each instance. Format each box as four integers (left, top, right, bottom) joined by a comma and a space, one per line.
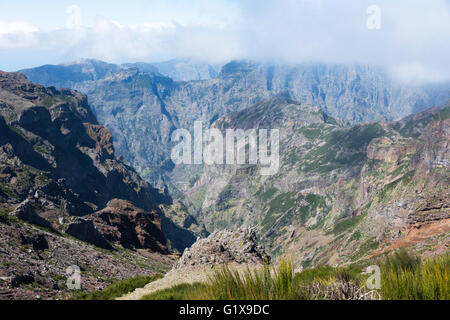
0, 0, 449, 83
389, 63, 450, 84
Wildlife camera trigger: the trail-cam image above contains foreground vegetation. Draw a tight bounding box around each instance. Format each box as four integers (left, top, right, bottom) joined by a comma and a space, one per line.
142, 261, 369, 300
381, 251, 449, 300
141, 250, 449, 300
73, 275, 161, 300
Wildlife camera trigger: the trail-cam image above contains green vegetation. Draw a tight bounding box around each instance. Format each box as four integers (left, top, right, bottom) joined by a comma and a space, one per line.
142, 283, 208, 300
434, 106, 450, 121
299, 123, 386, 174
330, 213, 367, 235
392, 116, 434, 138
143, 261, 365, 300
380, 250, 449, 300
377, 170, 416, 202
0, 183, 18, 200
260, 187, 278, 201
73, 275, 161, 300
189, 185, 207, 209
139, 251, 448, 300
38, 93, 58, 108
297, 124, 325, 140
0, 207, 17, 224
261, 192, 296, 232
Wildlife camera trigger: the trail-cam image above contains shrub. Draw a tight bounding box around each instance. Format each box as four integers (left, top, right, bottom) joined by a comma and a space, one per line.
380, 250, 449, 300
73, 275, 161, 300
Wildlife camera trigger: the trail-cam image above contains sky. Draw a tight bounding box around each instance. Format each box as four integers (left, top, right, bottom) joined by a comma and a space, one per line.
0, 0, 449, 84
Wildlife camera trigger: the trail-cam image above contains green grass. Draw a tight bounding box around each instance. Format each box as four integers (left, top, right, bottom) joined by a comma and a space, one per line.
142, 261, 365, 300
330, 213, 367, 235
73, 275, 161, 300
380, 250, 449, 300
261, 192, 297, 232
297, 125, 325, 140
377, 170, 416, 202
260, 187, 278, 201
0, 207, 18, 224
141, 252, 448, 300
434, 106, 450, 121
142, 283, 208, 300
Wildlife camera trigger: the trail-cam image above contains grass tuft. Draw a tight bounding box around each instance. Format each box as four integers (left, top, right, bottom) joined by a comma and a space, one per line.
73, 275, 161, 300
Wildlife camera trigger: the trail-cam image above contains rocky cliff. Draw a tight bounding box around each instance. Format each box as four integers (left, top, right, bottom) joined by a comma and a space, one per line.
19, 60, 449, 190
15, 61, 449, 269
184, 95, 449, 267
0, 72, 197, 299
172, 228, 270, 270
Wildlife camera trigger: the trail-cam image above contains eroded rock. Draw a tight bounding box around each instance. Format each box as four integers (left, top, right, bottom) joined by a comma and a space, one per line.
172, 228, 270, 270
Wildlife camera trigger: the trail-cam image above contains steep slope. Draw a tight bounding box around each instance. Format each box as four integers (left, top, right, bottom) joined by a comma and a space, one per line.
0, 71, 203, 299
0, 71, 164, 213
19, 60, 449, 193
184, 95, 449, 267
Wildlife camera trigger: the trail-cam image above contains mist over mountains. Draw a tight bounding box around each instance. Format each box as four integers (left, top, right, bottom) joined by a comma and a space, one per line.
19, 59, 449, 187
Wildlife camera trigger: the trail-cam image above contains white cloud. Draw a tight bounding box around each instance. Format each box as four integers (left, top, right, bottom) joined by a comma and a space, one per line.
0, 21, 38, 35
390, 63, 450, 84
0, 0, 449, 83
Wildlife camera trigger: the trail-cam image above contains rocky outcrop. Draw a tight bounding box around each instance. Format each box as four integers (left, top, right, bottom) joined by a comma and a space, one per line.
89, 199, 168, 253
0, 217, 175, 300
0, 71, 166, 215
65, 217, 112, 250
10, 199, 52, 230
183, 96, 450, 267
172, 228, 270, 270
0, 71, 187, 300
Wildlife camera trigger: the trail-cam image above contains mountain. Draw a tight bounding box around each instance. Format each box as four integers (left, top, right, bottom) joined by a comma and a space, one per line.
148, 59, 221, 81
19, 58, 220, 89
0, 71, 164, 212
15, 60, 449, 266
124, 59, 221, 81
0, 71, 203, 299
183, 95, 449, 266
18, 59, 123, 89
5, 61, 449, 298
18, 60, 449, 194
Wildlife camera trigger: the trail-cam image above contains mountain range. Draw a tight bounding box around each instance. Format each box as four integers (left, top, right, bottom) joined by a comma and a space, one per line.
19, 59, 449, 191
1, 58, 448, 298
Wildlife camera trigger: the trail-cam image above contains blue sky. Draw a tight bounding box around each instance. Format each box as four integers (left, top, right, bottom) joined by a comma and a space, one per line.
0, 0, 449, 84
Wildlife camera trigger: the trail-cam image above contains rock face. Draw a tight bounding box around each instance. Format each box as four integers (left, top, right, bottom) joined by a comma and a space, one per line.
65, 217, 112, 250
0, 71, 165, 214
19, 60, 449, 187
184, 96, 449, 267
0, 216, 175, 300
89, 199, 168, 253
0, 71, 186, 299
10, 199, 52, 230
172, 228, 270, 270
0, 71, 202, 251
